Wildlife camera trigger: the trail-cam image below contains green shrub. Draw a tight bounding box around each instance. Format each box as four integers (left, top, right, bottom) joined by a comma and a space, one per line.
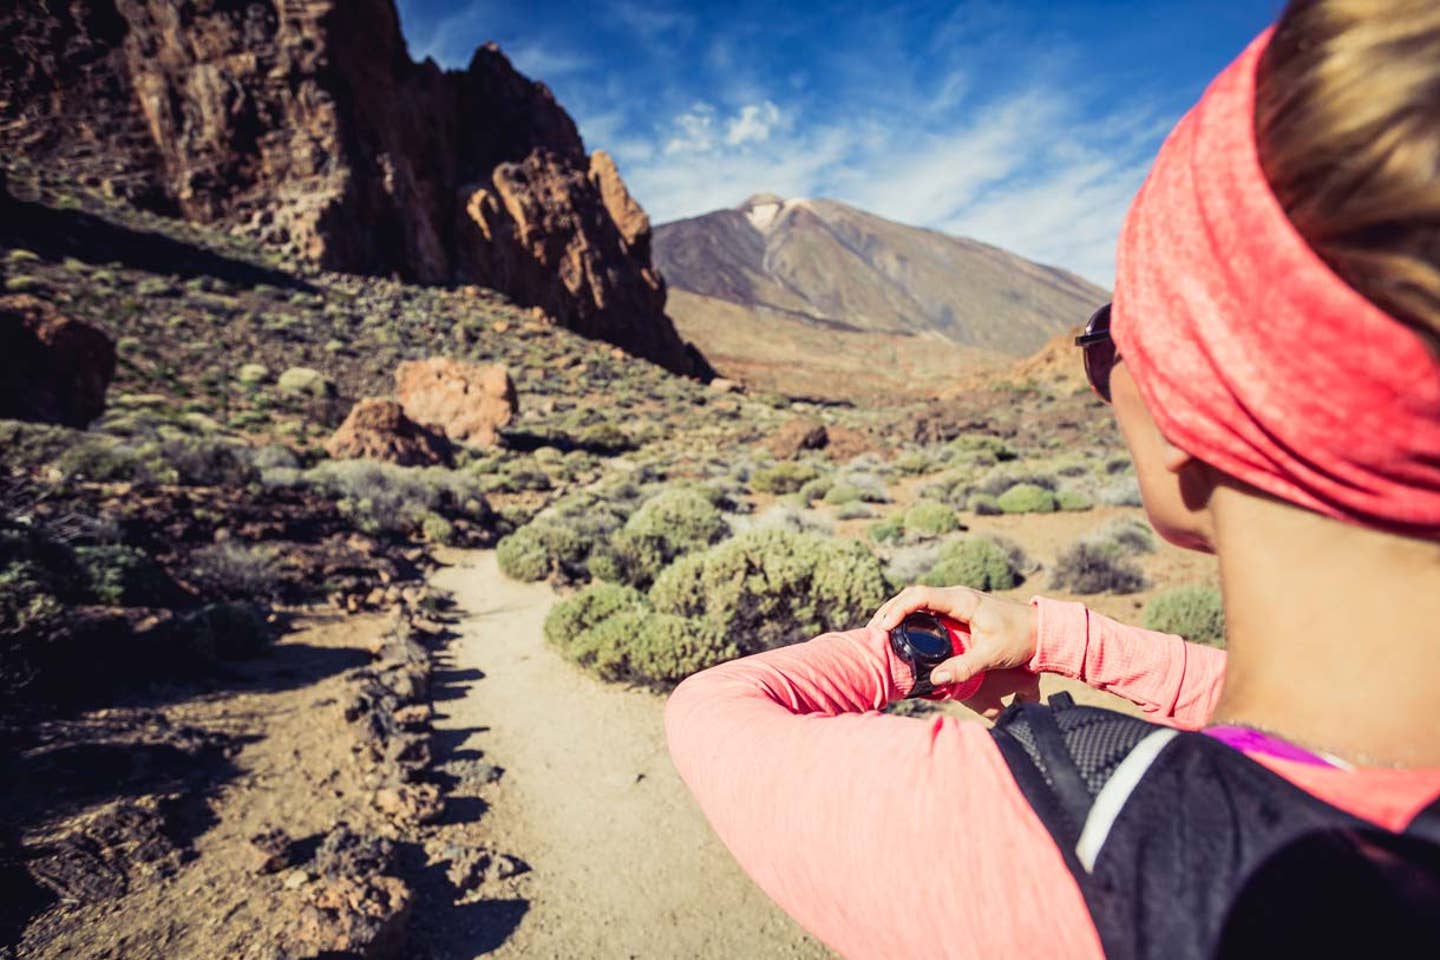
180, 602, 271, 661
546, 583, 738, 686
276, 366, 335, 399
894, 451, 934, 475
609, 489, 729, 588
921, 539, 1019, 591
161, 437, 259, 486
980, 471, 1058, 497
868, 518, 904, 543
571, 611, 737, 687
73, 545, 175, 606
834, 502, 872, 520
420, 511, 455, 545
1145, 585, 1226, 647
586, 547, 624, 583
497, 522, 583, 582
650, 528, 889, 654
1098, 477, 1144, 507
997, 483, 1058, 514
544, 582, 647, 650
967, 493, 1002, 516
1100, 518, 1157, 555
286, 460, 490, 539
823, 482, 863, 506
797, 476, 834, 505
1057, 489, 1094, 511
190, 543, 279, 601
751, 462, 820, 495
948, 435, 1018, 463
903, 499, 959, 537
1051, 541, 1146, 594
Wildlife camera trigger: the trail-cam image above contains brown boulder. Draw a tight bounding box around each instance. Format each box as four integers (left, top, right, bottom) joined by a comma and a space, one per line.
765, 419, 830, 460
325, 398, 453, 467
0, 294, 116, 427
394, 359, 516, 448
822, 425, 878, 462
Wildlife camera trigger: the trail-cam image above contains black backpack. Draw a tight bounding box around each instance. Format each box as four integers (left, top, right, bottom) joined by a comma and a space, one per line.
990, 693, 1440, 959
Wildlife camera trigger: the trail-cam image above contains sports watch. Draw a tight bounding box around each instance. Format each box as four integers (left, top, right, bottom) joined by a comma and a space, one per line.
888, 611, 956, 698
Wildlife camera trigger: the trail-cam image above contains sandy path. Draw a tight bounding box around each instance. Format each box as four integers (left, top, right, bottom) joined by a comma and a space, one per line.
429, 550, 832, 959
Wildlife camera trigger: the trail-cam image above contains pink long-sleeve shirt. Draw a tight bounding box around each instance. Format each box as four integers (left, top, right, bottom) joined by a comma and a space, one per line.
664, 597, 1440, 959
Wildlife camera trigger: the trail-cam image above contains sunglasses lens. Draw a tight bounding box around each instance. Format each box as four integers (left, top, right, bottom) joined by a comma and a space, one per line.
1082, 303, 1116, 402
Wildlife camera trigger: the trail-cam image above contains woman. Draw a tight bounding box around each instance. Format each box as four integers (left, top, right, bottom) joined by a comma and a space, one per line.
665, 2, 1440, 956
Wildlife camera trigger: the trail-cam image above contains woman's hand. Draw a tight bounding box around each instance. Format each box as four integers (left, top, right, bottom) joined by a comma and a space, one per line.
868, 585, 1041, 719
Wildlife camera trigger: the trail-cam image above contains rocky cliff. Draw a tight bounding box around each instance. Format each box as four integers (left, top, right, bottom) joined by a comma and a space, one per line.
0, 0, 704, 376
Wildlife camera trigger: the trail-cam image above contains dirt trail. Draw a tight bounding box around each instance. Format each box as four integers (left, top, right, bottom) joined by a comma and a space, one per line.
429, 550, 832, 959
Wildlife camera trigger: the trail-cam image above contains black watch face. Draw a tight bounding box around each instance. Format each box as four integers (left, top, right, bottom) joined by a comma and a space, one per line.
896, 613, 951, 662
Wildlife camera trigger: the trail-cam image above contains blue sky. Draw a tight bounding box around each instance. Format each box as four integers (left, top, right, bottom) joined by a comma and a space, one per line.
395, 1, 1281, 287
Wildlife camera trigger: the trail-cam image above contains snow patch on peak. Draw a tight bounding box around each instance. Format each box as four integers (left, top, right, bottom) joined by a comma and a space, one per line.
741, 193, 808, 234
747, 201, 783, 233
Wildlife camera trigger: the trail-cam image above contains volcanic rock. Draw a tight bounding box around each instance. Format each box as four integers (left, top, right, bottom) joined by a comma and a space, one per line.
0, 294, 116, 427
325, 398, 453, 467
765, 419, 830, 460
394, 359, 516, 448
0, 0, 708, 376
287, 827, 410, 960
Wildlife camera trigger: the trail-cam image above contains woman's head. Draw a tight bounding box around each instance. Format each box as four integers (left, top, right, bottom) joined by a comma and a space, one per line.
1107, 1, 1440, 543
1255, 0, 1440, 353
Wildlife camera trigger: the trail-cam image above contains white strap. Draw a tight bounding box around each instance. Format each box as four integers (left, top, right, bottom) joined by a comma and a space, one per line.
1075, 727, 1180, 872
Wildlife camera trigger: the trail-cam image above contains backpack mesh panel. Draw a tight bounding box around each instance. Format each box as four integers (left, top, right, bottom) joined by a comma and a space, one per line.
998, 712, 1055, 791
1051, 707, 1158, 796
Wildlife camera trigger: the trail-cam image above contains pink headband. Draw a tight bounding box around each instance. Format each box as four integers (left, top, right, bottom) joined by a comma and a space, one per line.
1113, 28, 1440, 536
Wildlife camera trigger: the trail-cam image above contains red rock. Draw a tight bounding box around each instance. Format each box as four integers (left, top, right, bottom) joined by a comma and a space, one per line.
394, 359, 517, 448
0, 2, 711, 377
765, 419, 830, 460
325, 398, 453, 467
0, 295, 116, 427
823, 425, 878, 462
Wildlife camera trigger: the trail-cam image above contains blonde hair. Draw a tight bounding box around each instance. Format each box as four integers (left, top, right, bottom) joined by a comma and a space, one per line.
1255, 0, 1440, 352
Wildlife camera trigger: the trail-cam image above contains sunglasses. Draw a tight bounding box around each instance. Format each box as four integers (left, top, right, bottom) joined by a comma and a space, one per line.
1075, 302, 1119, 403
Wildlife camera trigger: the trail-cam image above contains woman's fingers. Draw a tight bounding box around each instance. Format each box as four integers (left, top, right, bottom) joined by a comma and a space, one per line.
867, 585, 984, 631
929, 651, 984, 687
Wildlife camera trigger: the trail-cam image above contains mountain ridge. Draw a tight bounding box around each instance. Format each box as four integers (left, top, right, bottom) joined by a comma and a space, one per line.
656, 194, 1106, 353
652, 194, 1108, 401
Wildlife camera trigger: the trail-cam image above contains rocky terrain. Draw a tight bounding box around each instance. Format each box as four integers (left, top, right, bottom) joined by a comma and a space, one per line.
0, 0, 704, 376
653, 194, 1109, 400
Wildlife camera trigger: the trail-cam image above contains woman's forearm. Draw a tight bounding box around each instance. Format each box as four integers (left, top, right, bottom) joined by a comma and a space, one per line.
1029, 597, 1227, 728
665, 627, 1103, 959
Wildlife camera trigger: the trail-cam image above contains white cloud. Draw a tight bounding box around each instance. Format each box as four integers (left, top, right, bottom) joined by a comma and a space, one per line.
406, 0, 492, 68
663, 104, 719, 155
506, 42, 592, 82
725, 101, 783, 146
621, 81, 1161, 286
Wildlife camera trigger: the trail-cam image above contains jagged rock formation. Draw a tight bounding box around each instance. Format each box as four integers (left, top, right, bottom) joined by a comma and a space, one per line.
0, 0, 705, 375
0, 294, 116, 427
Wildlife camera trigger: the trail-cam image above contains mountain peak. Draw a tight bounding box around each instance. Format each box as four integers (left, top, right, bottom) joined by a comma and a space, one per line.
738, 193, 805, 234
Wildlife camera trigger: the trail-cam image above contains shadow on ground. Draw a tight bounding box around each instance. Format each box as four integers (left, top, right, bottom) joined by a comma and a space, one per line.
0, 197, 313, 293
